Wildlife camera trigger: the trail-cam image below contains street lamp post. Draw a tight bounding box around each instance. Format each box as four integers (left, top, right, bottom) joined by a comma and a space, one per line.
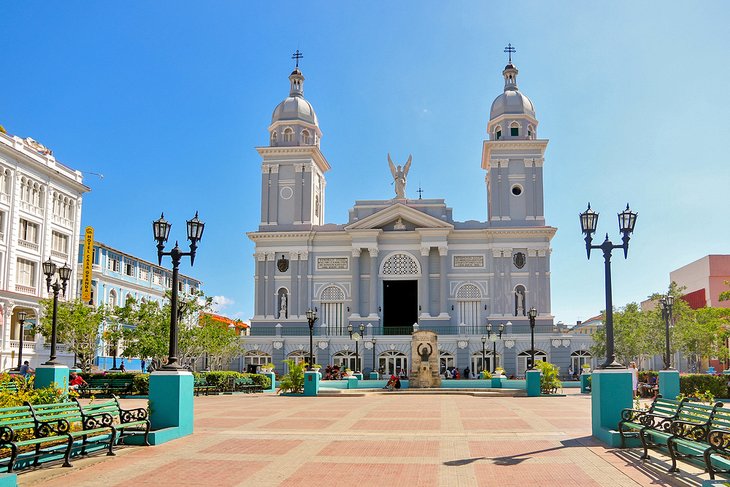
528, 307, 537, 370
659, 294, 674, 370
42, 259, 72, 365
486, 322, 505, 373
15, 311, 29, 370
152, 212, 205, 370
348, 323, 365, 371
481, 335, 487, 374
371, 338, 377, 374
305, 308, 317, 369
579, 203, 638, 369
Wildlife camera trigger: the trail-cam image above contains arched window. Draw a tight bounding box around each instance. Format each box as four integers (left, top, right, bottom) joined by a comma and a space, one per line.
0, 168, 11, 195
244, 350, 272, 369
108, 290, 118, 309
270, 131, 278, 145
439, 350, 454, 373
378, 350, 408, 376
320, 285, 345, 335
571, 350, 592, 374
471, 351, 500, 375
301, 129, 312, 145
333, 350, 359, 371
527, 124, 534, 139
283, 127, 294, 143
381, 253, 420, 276
510, 122, 520, 137
287, 350, 310, 367
494, 126, 502, 140
456, 283, 482, 334
517, 350, 547, 376
514, 285, 526, 316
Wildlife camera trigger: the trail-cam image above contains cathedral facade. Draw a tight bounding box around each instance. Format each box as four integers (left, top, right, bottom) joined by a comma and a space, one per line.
245, 59, 593, 378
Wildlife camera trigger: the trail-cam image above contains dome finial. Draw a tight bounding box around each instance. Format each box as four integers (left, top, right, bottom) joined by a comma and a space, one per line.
291, 49, 304, 69
504, 43, 516, 65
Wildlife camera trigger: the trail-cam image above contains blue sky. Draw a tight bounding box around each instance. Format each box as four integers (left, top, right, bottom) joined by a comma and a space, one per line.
2, 2, 729, 325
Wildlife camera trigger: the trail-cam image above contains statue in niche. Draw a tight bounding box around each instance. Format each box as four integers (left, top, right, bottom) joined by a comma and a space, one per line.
388, 153, 412, 199
279, 293, 287, 319
515, 286, 526, 316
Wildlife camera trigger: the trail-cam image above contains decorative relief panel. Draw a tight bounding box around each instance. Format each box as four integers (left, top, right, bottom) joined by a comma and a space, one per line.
316, 257, 349, 270
453, 255, 485, 268
382, 253, 420, 276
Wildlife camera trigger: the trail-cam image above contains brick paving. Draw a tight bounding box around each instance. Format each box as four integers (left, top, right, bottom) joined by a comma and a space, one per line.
17, 391, 712, 486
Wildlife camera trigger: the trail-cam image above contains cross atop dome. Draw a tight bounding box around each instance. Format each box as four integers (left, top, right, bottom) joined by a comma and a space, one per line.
504, 43, 516, 64
291, 49, 303, 69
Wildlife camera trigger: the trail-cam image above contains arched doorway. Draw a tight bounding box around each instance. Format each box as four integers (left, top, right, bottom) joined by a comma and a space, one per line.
471, 351, 500, 374
333, 350, 359, 371
517, 350, 547, 376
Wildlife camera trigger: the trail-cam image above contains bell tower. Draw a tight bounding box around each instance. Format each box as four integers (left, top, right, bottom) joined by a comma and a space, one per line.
258, 52, 329, 230
481, 48, 547, 227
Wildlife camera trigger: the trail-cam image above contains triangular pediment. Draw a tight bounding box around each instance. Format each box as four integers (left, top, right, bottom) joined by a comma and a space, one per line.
345, 203, 453, 231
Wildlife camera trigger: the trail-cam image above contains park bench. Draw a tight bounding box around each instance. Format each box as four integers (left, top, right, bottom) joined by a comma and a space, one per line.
81, 377, 134, 397
668, 403, 730, 478
0, 381, 19, 394
228, 376, 263, 394
619, 397, 687, 448
72, 396, 150, 447
193, 377, 218, 396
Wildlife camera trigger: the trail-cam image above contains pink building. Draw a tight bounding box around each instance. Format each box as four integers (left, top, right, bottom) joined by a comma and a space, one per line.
670, 255, 730, 309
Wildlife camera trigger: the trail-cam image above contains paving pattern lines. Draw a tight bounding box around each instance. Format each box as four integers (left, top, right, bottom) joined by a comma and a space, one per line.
12, 392, 722, 487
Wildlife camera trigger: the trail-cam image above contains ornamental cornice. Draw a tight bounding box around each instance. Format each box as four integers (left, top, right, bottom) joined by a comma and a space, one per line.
247, 231, 315, 241
256, 145, 331, 173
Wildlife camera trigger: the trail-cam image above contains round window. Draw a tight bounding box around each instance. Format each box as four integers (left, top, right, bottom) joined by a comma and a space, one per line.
511, 185, 523, 196
280, 186, 294, 200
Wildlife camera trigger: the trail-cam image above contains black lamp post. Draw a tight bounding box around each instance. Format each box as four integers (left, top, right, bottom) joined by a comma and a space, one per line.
371, 338, 377, 374
660, 294, 674, 370
348, 323, 366, 371
481, 335, 487, 373
15, 311, 29, 370
487, 322, 505, 373
152, 212, 205, 370
42, 259, 72, 365
580, 203, 637, 369
528, 307, 537, 370
305, 308, 317, 369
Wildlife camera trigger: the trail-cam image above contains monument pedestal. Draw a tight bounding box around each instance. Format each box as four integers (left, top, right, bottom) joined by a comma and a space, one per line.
659, 370, 680, 400
410, 330, 441, 388
35, 364, 69, 392
591, 369, 633, 447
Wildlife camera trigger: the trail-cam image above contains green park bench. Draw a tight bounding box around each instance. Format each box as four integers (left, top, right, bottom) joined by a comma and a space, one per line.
81, 377, 134, 397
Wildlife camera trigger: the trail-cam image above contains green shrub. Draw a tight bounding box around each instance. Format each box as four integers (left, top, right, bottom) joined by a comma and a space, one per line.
195, 371, 271, 390
680, 374, 728, 398
133, 374, 149, 394
0, 373, 69, 407
535, 362, 562, 394
278, 359, 305, 394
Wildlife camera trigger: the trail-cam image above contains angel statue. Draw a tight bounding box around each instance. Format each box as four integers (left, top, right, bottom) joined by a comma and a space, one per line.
388, 153, 412, 199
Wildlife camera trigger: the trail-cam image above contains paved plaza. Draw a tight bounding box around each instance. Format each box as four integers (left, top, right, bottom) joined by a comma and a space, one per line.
17, 391, 712, 487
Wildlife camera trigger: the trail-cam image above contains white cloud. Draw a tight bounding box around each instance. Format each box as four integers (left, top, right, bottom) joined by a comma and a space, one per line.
211, 295, 235, 313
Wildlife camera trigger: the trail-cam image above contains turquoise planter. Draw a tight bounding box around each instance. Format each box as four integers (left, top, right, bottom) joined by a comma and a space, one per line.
580, 373, 591, 393
35, 365, 69, 393
526, 370, 541, 397
658, 370, 680, 400
491, 377, 503, 388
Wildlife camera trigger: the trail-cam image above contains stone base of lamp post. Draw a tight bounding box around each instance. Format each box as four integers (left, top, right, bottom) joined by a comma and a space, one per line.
491, 377, 503, 388
303, 370, 320, 396
659, 370, 680, 400
146, 369, 194, 444
369, 371, 379, 380
264, 371, 276, 392
591, 369, 634, 447
35, 364, 69, 392
526, 370, 541, 397
346, 376, 359, 389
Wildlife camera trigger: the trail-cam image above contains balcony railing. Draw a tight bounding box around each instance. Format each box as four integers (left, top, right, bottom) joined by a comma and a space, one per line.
9, 339, 36, 350
18, 240, 39, 251
14, 284, 36, 295
51, 249, 67, 259
248, 324, 464, 337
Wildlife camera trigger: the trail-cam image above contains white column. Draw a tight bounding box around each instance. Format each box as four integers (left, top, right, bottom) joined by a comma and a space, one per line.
419, 246, 430, 318
266, 252, 275, 318
351, 248, 361, 317
368, 248, 378, 316
439, 246, 449, 317
291, 253, 299, 318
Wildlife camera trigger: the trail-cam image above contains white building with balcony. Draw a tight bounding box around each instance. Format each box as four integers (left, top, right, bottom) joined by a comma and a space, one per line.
0, 130, 89, 370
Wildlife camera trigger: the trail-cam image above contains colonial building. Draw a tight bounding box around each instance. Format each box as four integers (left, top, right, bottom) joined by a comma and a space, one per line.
245, 57, 594, 377
77, 240, 203, 370
0, 130, 88, 370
